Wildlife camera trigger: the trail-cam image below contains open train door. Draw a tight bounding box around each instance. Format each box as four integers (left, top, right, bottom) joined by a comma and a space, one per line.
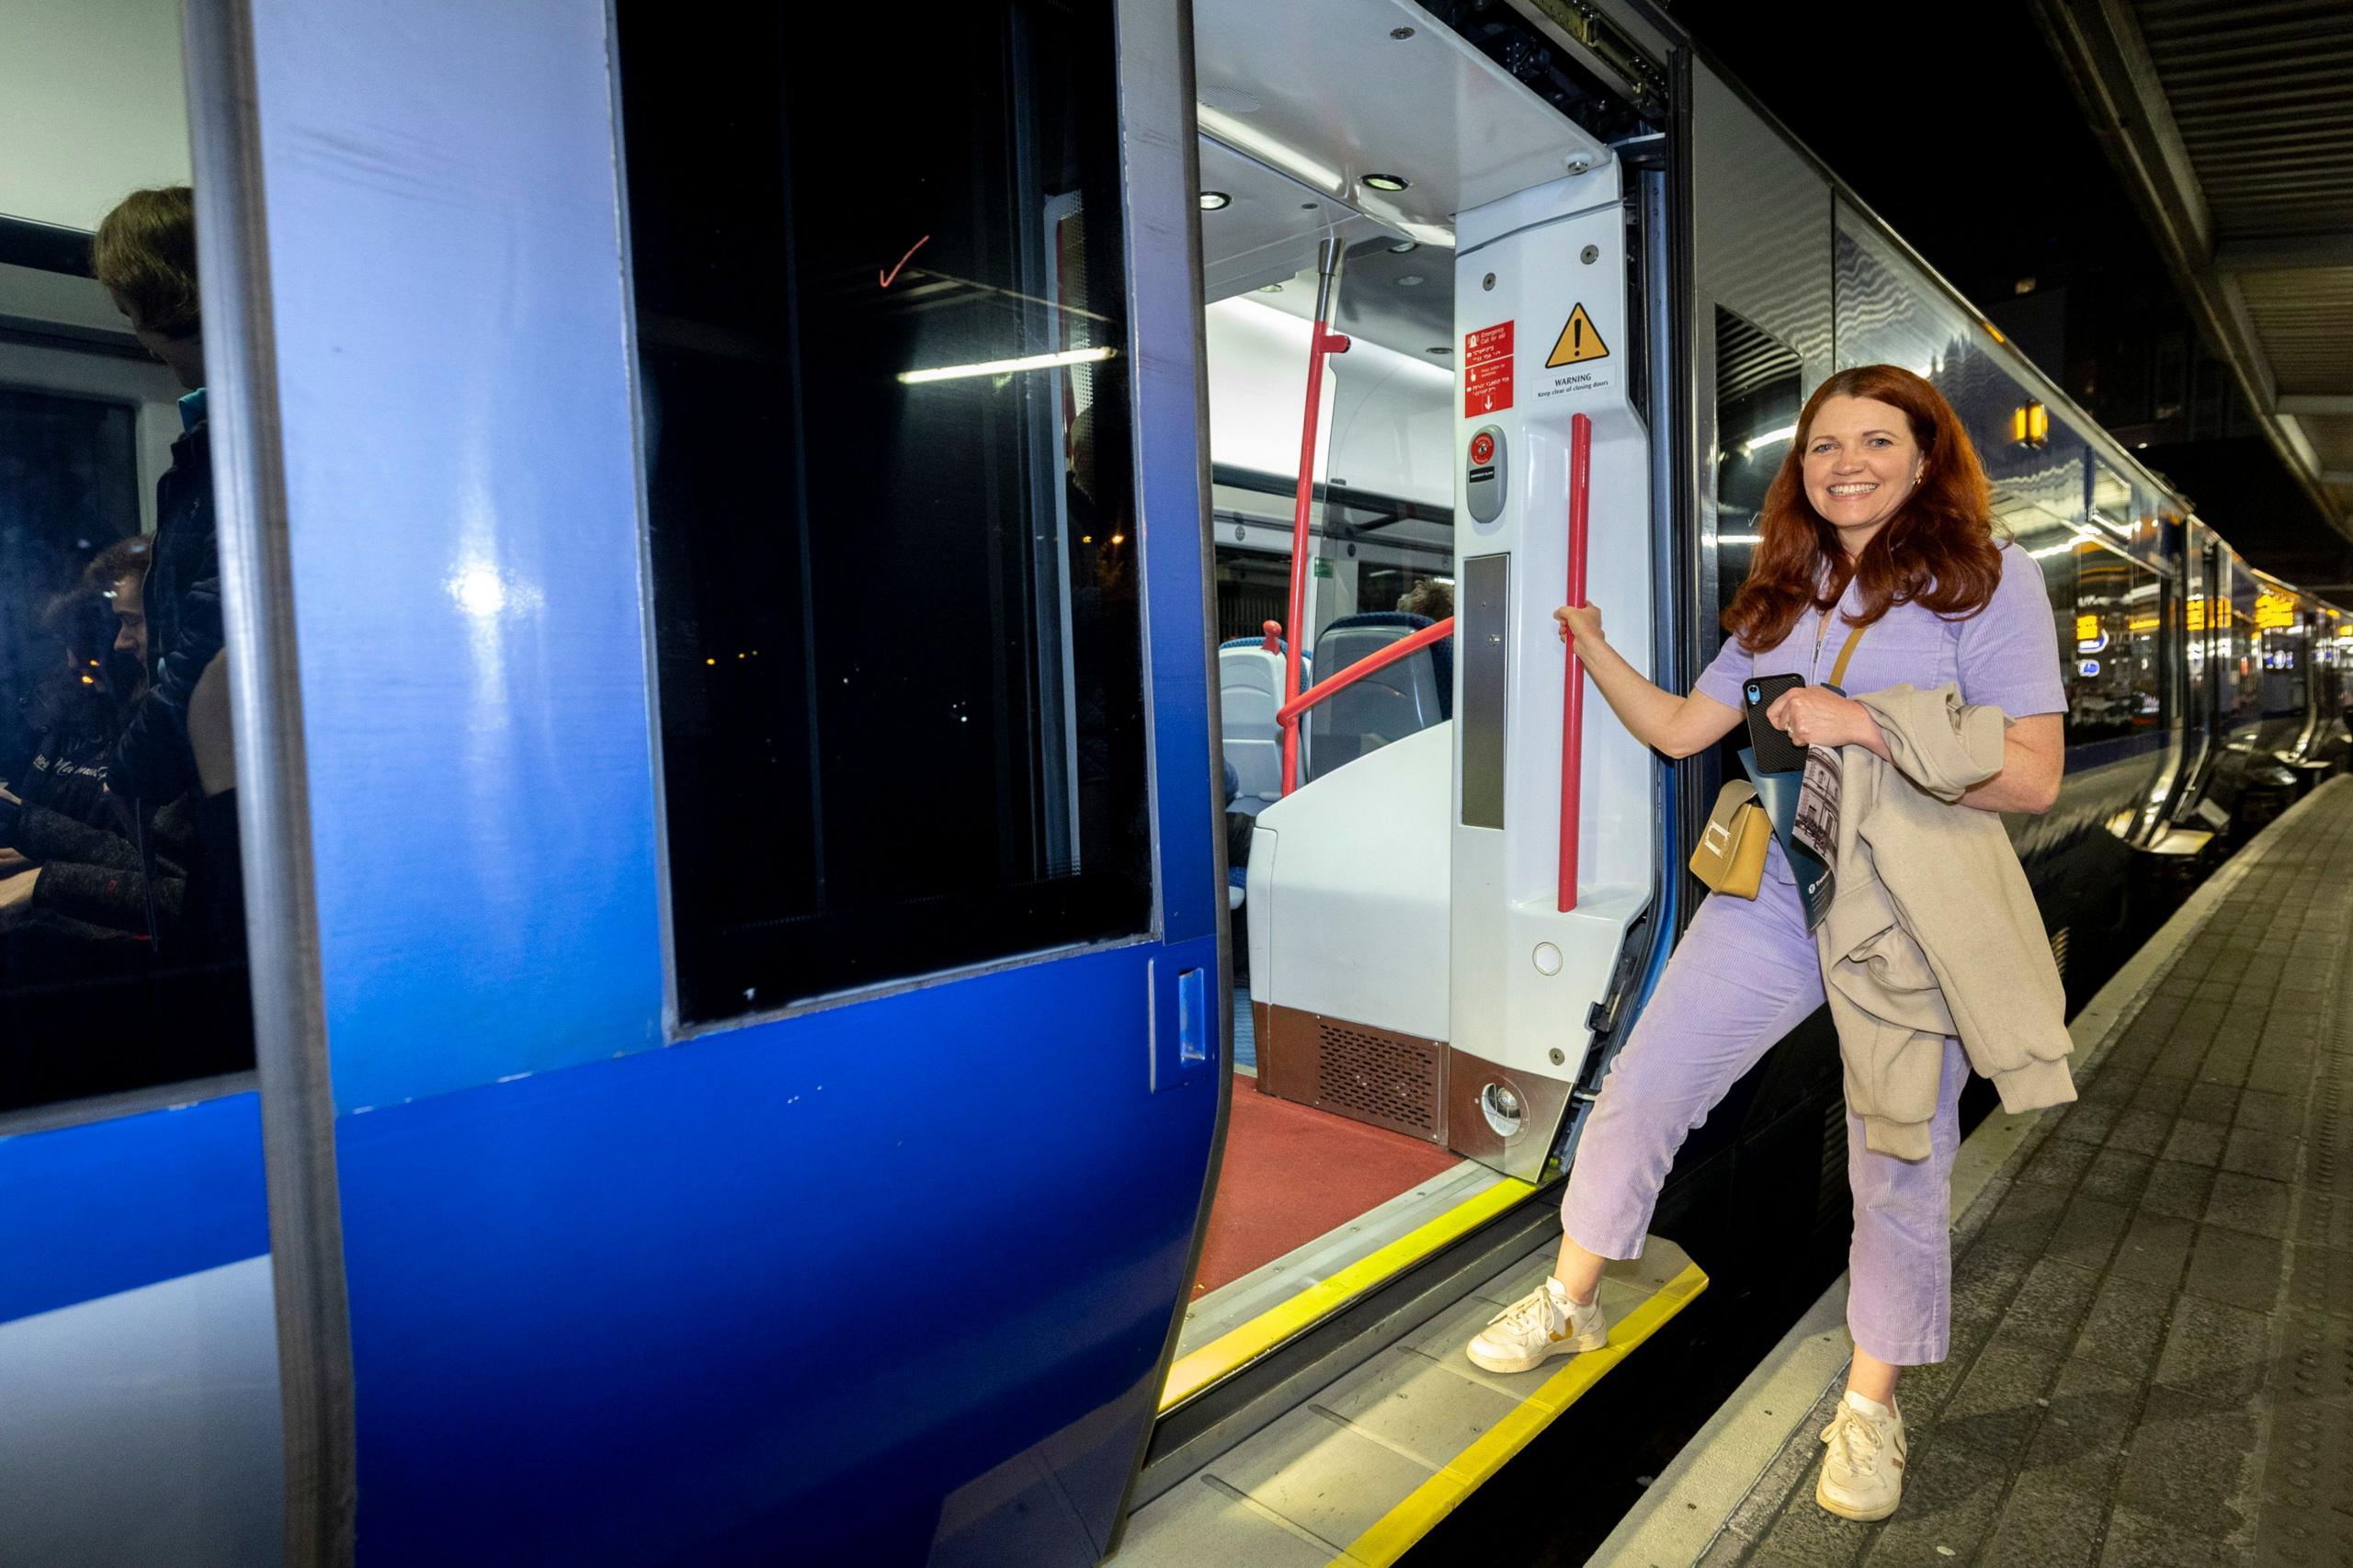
1227, 1, 1675, 1185
1442, 163, 1665, 1180
189, 0, 1227, 1562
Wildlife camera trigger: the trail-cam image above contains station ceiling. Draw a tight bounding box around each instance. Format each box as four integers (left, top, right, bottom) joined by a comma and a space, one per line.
2033, 0, 2353, 582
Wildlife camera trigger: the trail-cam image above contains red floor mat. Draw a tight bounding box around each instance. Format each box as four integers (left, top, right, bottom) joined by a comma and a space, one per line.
1190, 1078, 1463, 1298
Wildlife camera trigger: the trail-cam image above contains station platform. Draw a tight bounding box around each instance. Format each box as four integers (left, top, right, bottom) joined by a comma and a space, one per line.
1596, 776, 2353, 1568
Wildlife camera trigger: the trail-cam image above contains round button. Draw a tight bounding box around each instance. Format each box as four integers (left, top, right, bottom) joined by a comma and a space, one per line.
1470, 433, 1495, 464
1533, 942, 1562, 976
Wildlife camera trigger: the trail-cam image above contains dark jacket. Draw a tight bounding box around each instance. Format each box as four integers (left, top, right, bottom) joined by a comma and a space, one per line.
19, 721, 114, 828
15, 796, 190, 938
107, 419, 222, 803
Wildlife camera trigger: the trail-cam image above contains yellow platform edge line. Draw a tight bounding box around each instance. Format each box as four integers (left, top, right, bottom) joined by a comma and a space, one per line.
1331, 1259, 1711, 1568
1159, 1176, 1538, 1412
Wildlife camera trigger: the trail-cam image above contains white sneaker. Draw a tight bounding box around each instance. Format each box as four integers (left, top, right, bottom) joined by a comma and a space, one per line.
1816, 1390, 1907, 1521
1464, 1278, 1608, 1373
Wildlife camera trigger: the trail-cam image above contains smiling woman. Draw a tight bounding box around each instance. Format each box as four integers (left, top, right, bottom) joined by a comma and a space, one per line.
1726, 364, 2006, 655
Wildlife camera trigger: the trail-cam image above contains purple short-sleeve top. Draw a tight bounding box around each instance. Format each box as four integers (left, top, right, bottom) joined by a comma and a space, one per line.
1695, 540, 2066, 720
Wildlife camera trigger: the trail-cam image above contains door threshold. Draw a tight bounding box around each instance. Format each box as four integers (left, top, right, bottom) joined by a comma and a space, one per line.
1119, 1237, 1707, 1565
1176, 1159, 1506, 1367
1163, 1172, 1534, 1411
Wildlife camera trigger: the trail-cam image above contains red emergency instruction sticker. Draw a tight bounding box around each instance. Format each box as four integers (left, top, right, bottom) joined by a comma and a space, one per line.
1464, 322, 1514, 416
1464, 323, 1513, 366
1466, 357, 1513, 417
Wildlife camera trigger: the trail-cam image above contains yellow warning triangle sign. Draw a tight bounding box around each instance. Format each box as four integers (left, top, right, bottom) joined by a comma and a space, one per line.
1547, 303, 1609, 367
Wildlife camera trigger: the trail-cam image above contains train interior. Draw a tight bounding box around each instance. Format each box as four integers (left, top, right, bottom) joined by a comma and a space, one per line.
1172, 0, 1684, 1410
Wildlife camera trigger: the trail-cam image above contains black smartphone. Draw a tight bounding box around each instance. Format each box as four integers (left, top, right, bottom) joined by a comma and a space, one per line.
1743, 673, 1808, 772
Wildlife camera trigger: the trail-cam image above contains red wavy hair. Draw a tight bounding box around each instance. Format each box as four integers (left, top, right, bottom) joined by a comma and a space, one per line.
1722, 364, 2003, 653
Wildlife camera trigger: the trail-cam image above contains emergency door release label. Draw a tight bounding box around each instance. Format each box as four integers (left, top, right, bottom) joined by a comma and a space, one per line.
1464, 323, 1513, 416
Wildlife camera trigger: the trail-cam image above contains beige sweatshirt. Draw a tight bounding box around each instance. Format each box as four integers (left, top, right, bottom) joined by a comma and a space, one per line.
1818, 684, 2076, 1158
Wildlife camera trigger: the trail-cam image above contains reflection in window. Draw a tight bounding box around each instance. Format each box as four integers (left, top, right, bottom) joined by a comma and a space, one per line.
1711, 307, 1804, 626
619, 3, 1152, 1022
2255, 590, 2310, 719
1, 187, 253, 1113
2006, 502, 2165, 751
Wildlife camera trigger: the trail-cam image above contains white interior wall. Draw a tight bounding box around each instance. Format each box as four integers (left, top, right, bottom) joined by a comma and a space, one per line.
1204, 296, 1453, 507
0, 0, 191, 231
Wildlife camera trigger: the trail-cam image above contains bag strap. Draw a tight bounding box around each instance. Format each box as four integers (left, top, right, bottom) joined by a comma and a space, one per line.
1826, 621, 1867, 688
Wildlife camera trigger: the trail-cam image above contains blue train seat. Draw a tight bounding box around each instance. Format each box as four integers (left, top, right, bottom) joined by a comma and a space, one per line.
1302, 611, 1452, 786
1219, 637, 1305, 817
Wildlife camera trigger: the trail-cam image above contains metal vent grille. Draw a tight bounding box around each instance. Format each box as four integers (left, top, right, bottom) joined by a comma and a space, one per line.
1316, 1021, 1442, 1140
2052, 926, 2071, 983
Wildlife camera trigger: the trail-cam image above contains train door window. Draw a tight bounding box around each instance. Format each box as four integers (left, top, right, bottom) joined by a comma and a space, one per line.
0, 122, 254, 1112
616, 4, 1151, 1023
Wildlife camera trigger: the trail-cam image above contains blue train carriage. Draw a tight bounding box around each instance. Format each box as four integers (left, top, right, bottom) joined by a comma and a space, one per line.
2, 0, 2347, 1565
4, 0, 1228, 1562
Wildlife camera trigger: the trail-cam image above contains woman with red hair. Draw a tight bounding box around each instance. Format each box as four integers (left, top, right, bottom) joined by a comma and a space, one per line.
1465, 366, 2065, 1520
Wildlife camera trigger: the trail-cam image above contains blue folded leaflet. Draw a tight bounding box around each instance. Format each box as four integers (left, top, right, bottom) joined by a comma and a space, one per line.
1739, 745, 1835, 932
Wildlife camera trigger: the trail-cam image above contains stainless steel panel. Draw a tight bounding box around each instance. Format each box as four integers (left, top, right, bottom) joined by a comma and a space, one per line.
1461, 552, 1509, 830
1692, 64, 1832, 384
1444, 1045, 1574, 1183
1258, 1003, 1447, 1145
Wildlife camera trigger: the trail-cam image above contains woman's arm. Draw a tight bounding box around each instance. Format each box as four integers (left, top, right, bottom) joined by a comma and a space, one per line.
1769, 687, 2063, 815
1957, 713, 2063, 814
1554, 604, 1744, 760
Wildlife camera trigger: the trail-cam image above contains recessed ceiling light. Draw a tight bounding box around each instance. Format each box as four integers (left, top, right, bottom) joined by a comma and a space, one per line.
1427, 347, 1449, 355
1199, 191, 1231, 210
1362, 173, 1409, 193
1396, 274, 1425, 288
1388, 240, 1418, 254
1260, 284, 1285, 293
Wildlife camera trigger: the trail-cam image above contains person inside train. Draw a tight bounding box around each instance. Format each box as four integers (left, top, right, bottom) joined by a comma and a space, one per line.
1395, 577, 1452, 622
0, 537, 193, 939
91, 184, 221, 812
1466, 365, 2068, 1523
6, 580, 121, 831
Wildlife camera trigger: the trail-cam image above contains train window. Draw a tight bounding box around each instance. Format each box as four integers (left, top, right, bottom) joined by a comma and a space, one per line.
2223, 563, 2262, 729
1, 190, 255, 1106
2258, 600, 2310, 718
617, 4, 1152, 1022
2038, 538, 2164, 747
1711, 307, 1804, 624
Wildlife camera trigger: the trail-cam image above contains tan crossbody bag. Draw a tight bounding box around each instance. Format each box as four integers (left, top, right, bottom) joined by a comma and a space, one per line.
1687, 623, 1865, 899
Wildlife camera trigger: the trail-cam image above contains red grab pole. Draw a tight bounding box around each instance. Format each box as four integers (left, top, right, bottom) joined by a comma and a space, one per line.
1276, 618, 1455, 730
1279, 240, 1349, 796
1559, 413, 1593, 913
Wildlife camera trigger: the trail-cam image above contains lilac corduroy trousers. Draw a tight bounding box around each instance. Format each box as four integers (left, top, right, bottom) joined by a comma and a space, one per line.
1559, 841, 1966, 1365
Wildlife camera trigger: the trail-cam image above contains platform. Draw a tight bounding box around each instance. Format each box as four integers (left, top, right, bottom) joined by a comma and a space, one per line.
1595, 776, 2353, 1568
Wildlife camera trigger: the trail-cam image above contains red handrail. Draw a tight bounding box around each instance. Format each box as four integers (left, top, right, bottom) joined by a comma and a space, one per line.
1279, 324, 1350, 793
1276, 617, 1455, 730
1558, 413, 1593, 914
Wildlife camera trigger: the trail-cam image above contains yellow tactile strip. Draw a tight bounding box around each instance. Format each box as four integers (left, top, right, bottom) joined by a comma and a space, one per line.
1330, 1256, 1711, 1566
